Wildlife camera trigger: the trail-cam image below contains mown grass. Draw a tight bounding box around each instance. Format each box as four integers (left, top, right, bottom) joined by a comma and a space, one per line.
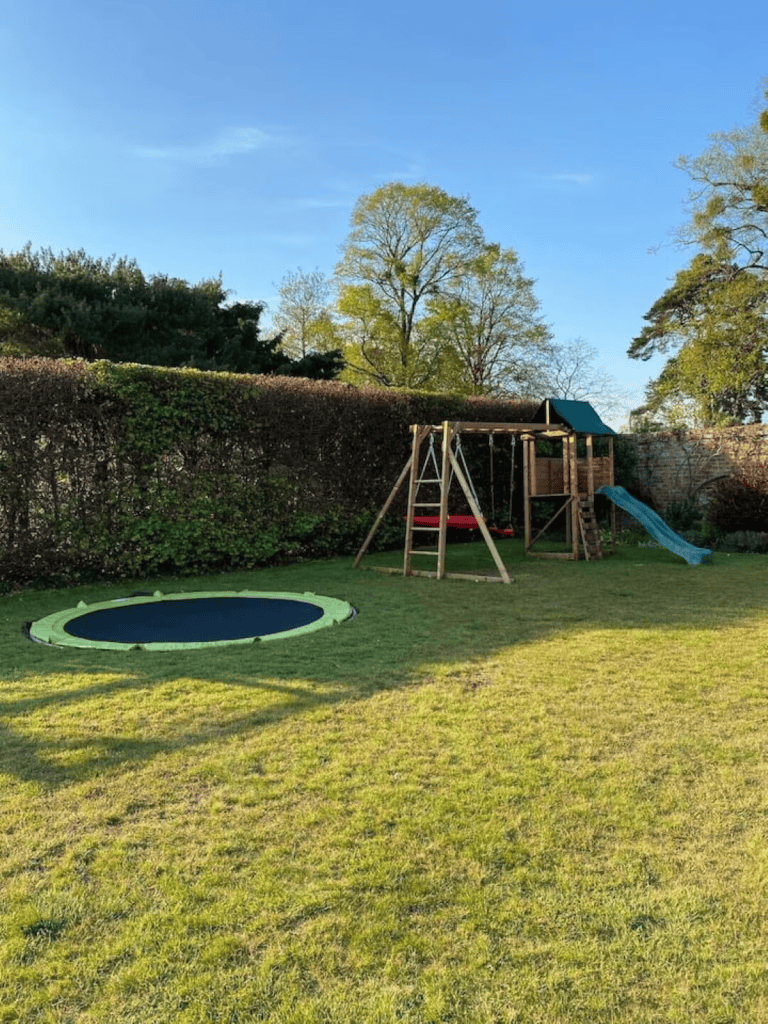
2, 539, 768, 1022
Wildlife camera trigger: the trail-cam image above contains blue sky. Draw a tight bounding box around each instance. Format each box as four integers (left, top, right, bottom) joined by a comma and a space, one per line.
2, 0, 767, 428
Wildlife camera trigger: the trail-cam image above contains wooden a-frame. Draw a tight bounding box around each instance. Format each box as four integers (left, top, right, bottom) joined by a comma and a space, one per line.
354, 420, 574, 584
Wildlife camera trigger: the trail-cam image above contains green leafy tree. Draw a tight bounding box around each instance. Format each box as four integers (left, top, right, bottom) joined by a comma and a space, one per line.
0, 244, 343, 379
335, 182, 484, 387
674, 87, 768, 271
630, 255, 768, 424
629, 85, 768, 424
0, 305, 65, 358
424, 242, 552, 395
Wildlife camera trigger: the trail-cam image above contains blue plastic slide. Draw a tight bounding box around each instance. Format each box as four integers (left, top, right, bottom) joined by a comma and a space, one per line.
596, 485, 712, 565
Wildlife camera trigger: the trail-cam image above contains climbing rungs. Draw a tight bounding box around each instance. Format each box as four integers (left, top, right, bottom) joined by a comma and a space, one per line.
407, 549, 439, 556
577, 496, 603, 560
414, 502, 442, 507
416, 478, 442, 485
412, 526, 439, 531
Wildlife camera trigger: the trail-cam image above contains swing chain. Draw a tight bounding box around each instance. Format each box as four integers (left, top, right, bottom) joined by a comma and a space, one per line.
418, 428, 486, 520
509, 435, 515, 524
488, 433, 515, 527
453, 434, 482, 515
418, 433, 441, 481
488, 434, 495, 523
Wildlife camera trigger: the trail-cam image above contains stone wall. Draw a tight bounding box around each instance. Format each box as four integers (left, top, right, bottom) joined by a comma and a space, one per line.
622, 425, 768, 510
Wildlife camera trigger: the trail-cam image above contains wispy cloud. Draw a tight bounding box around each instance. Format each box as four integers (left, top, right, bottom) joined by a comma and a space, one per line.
131, 126, 286, 164
372, 161, 425, 183
514, 171, 597, 187
544, 172, 596, 186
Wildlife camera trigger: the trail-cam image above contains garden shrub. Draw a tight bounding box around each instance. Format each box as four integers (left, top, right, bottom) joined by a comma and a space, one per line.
706, 464, 768, 536
718, 530, 768, 554
663, 497, 702, 534
280, 507, 406, 560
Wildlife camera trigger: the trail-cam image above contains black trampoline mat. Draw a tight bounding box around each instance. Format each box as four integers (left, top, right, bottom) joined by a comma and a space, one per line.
63, 597, 325, 644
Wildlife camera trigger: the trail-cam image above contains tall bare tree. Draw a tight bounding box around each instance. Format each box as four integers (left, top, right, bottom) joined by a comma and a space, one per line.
273, 268, 335, 358
535, 337, 633, 422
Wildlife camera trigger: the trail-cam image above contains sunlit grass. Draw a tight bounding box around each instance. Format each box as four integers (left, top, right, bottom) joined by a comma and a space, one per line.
2, 541, 768, 1021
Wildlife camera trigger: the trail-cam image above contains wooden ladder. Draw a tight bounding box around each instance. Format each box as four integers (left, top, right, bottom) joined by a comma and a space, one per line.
403, 427, 447, 578
577, 496, 603, 560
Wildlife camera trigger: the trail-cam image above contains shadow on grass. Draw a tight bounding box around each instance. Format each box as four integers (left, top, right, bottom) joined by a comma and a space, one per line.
0, 672, 356, 789
1, 541, 764, 789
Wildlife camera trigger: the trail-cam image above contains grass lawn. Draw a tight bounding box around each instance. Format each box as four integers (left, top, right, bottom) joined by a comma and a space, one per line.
2, 538, 768, 1022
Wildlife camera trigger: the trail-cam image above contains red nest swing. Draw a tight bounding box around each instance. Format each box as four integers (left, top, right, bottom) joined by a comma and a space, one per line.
410, 514, 514, 537
406, 433, 516, 537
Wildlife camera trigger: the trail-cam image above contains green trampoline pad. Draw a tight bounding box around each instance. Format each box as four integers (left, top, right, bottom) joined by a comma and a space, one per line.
27, 590, 355, 651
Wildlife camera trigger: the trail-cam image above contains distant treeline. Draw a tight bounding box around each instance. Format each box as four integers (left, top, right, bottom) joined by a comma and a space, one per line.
0, 244, 343, 379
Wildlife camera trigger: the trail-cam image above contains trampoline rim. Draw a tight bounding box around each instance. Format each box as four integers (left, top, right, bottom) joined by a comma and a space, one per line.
28, 590, 354, 651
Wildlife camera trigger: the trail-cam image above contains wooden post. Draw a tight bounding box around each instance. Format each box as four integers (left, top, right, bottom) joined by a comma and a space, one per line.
586, 434, 595, 498
609, 435, 617, 553
523, 435, 532, 553
608, 436, 615, 487
563, 436, 572, 548
437, 421, 454, 580
569, 433, 579, 559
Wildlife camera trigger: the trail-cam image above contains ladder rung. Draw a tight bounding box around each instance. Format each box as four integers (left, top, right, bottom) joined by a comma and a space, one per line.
407, 550, 439, 556
411, 526, 440, 531
413, 502, 442, 507
416, 478, 442, 484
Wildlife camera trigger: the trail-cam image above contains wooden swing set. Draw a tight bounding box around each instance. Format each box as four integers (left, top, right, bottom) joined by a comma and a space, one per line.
354, 413, 616, 584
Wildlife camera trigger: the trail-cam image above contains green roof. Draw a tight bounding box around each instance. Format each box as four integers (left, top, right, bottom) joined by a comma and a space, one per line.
534, 398, 616, 435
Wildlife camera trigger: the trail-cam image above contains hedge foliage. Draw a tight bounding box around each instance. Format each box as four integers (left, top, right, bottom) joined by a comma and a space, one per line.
706, 464, 768, 535
0, 357, 539, 591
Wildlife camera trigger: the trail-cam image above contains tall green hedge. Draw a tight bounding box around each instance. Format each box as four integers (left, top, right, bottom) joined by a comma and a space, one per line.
0, 358, 538, 591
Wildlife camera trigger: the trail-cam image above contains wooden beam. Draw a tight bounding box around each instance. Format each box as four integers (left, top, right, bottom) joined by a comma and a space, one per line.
419, 422, 571, 435
608, 435, 616, 553
528, 495, 574, 550
365, 566, 511, 583
446, 442, 511, 584
528, 550, 579, 560
354, 452, 413, 568
436, 421, 453, 579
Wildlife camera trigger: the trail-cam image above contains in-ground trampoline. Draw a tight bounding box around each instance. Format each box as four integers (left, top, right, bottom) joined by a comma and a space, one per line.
26, 590, 356, 651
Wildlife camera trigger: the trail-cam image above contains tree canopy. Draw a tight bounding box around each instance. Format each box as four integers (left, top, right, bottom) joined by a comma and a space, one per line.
424, 242, 552, 395
629, 84, 768, 424
335, 182, 485, 388
675, 108, 768, 272
0, 245, 343, 380
273, 268, 340, 359
533, 337, 632, 422
333, 181, 554, 394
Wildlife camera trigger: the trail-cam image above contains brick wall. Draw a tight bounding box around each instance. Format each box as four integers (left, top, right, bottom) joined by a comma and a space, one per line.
622, 425, 768, 510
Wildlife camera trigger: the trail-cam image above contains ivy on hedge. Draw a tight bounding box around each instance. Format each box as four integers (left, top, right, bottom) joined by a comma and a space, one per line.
0, 357, 539, 590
